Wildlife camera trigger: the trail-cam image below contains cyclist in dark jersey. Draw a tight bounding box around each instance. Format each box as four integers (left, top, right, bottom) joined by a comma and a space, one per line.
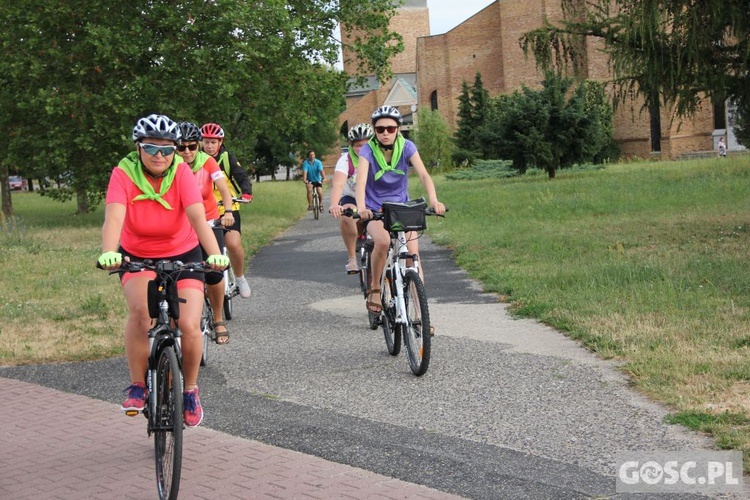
201, 123, 253, 299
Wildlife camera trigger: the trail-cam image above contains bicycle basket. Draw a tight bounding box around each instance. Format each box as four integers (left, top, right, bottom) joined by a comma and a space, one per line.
382, 199, 427, 232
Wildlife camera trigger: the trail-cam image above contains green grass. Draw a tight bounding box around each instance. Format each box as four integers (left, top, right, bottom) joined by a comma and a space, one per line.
4, 158, 750, 466
411, 156, 750, 467
0, 180, 306, 365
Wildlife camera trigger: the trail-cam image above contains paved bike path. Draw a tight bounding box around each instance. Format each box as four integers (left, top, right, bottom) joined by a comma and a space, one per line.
0, 199, 720, 499
0, 377, 461, 499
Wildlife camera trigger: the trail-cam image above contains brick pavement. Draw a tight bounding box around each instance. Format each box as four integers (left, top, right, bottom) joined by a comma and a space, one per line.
0, 378, 464, 499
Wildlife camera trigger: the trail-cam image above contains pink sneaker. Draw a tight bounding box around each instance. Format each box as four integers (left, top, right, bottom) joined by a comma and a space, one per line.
121, 382, 147, 413
183, 387, 204, 428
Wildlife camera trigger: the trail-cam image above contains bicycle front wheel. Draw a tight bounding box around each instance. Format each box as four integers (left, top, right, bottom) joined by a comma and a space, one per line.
402, 270, 431, 376
154, 347, 183, 500
313, 192, 320, 220
381, 269, 401, 355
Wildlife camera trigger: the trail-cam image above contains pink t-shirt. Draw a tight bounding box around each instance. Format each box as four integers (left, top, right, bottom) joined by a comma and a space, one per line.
193, 156, 223, 220
105, 162, 203, 257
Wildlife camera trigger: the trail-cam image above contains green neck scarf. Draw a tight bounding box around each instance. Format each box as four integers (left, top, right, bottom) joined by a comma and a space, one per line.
190, 150, 210, 172
369, 134, 406, 181
348, 147, 359, 167
117, 151, 179, 210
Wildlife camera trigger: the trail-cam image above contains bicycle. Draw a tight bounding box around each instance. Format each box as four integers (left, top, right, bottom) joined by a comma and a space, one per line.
311, 185, 321, 220
217, 197, 250, 320
101, 259, 211, 500
346, 199, 446, 376
356, 231, 381, 332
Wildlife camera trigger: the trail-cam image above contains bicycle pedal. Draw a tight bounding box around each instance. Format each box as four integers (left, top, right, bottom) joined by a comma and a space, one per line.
124, 410, 141, 417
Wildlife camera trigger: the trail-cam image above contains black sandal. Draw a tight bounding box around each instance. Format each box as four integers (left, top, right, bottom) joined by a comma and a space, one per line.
214, 321, 230, 345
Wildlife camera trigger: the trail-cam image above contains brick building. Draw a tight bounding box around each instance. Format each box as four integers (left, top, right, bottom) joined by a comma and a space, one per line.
339, 0, 740, 161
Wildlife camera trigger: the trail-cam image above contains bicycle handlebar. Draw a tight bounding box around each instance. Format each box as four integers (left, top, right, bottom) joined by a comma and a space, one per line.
342, 207, 448, 220
218, 197, 251, 206
97, 259, 213, 274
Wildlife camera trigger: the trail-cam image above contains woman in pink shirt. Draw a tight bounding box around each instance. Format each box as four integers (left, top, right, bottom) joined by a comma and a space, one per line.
98, 114, 228, 428
178, 121, 235, 345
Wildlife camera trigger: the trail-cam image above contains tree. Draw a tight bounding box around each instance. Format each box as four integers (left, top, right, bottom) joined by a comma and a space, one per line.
413, 108, 454, 171
480, 73, 615, 178
520, 0, 750, 138
453, 74, 489, 165
0, 1, 402, 213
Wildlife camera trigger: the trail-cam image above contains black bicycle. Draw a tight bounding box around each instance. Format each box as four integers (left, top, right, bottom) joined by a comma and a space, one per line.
102, 259, 211, 500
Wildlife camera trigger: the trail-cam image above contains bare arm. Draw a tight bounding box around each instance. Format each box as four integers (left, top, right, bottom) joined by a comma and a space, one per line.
186, 203, 221, 256
214, 177, 235, 227
355, 156, 372, 219
409, 151, 445, 215
329, 170, 348, 217
101, 203, 125, 254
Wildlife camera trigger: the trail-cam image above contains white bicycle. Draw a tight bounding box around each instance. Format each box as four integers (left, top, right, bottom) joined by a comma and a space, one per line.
347, 199, 446, 376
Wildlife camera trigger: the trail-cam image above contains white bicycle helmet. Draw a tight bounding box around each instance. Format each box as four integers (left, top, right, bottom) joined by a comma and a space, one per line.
132, 114, 181, 142
347, 123, 374, 142
371, 105, 403, 125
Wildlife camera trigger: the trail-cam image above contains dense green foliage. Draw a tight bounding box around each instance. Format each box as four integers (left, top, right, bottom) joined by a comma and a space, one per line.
452, 77, 484, 165
521, 0, 750, 140
0, 1, 402, 214
413, 108, 453, 172
478, 73, 616, 178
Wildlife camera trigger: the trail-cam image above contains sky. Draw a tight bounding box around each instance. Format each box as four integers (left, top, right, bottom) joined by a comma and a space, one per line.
427, 0, 495, 35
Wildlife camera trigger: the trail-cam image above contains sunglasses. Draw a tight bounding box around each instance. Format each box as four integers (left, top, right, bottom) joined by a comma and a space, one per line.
140, 143, 177, 156
375, 125, 398, 134
177, 143, 199, 152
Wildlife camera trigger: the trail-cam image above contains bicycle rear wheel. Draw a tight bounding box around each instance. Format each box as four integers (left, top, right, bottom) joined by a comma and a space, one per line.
223, 260, 236, 320
153, 347, 183, 500
402, 270, 431, 376
200, 297, 212, 366
381, 269, 401, 355
363, 242, 379, 330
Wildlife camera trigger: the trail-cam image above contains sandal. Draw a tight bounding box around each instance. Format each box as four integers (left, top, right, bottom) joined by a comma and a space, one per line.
214, 321, 230, 345
366, 289, 382, 314
345, 258, 359, 275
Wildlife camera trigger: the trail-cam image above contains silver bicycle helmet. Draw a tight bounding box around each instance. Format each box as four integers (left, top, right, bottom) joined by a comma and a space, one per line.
132, 114, 181, 142
371, 105, 403, 125
177, 122, 203, 142
347, 123, 374, 142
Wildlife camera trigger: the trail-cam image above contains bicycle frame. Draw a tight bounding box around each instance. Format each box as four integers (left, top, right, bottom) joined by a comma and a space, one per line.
385, 230, 419, 327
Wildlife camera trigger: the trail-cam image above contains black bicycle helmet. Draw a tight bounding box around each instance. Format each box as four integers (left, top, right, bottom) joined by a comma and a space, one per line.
132, 114, 181, 142
347, 123, 374, 142
371, 105, 403, 125
177, 122, 203, 142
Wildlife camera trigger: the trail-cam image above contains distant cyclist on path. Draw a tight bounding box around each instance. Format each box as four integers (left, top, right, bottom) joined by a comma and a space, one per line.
302, 150, 325, 212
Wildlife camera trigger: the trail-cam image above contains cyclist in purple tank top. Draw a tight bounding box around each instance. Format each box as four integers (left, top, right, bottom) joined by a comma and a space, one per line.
355, 106, 445, 323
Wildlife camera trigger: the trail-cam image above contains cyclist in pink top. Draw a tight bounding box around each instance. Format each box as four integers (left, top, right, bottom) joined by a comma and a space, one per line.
178, 121, 235, 344
98, 114, 229, 428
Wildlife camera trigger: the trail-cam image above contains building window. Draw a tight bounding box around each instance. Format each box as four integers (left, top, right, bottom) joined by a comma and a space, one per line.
430, 90, 438, 111
713, 98, 727, 130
